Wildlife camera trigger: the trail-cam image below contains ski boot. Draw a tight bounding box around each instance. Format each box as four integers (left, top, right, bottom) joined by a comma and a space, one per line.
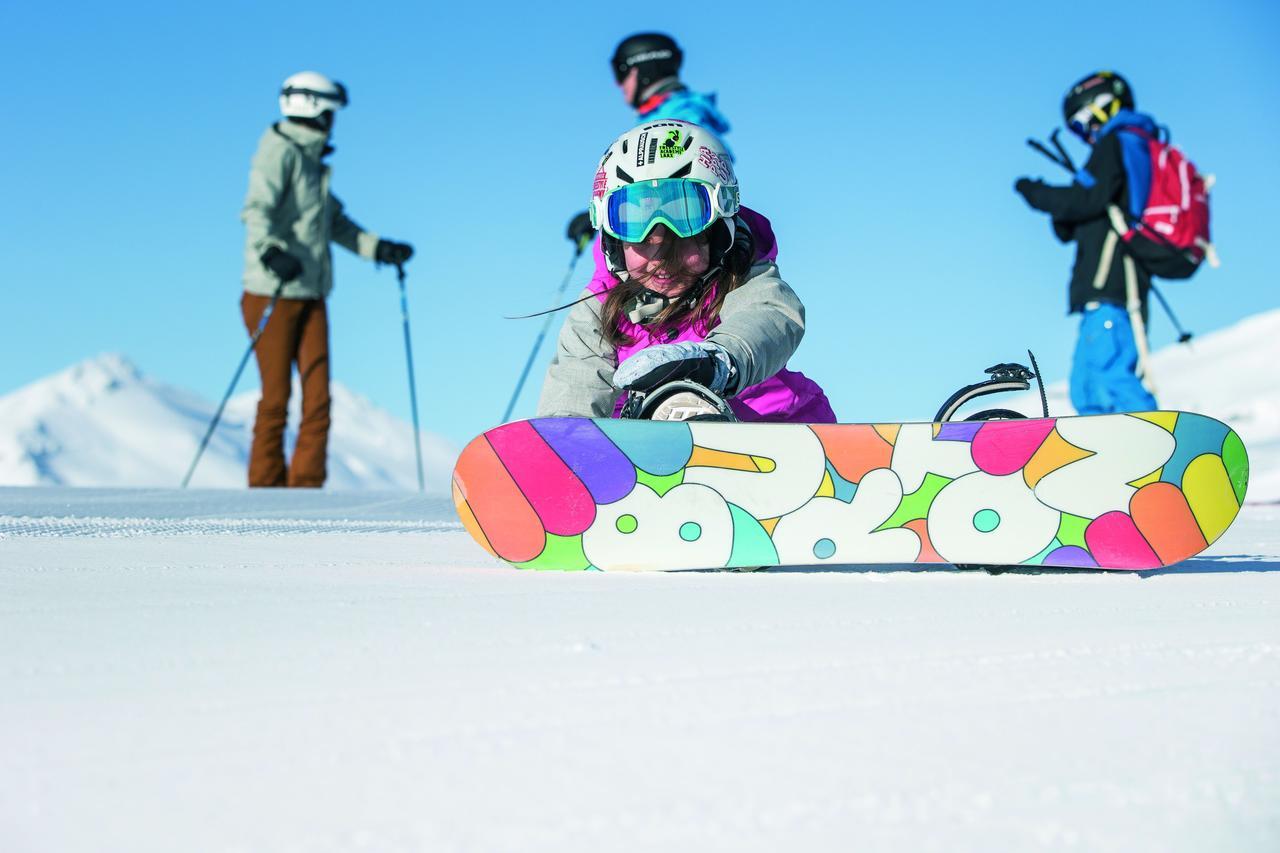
619, 380, 737, 423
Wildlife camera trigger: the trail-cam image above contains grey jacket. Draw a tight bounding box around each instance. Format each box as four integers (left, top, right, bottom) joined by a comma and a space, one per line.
536, 262, 806, 417
240, 121, 379, 298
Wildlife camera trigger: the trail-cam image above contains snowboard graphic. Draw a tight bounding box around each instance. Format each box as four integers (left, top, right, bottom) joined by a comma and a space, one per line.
452, 413, 1249, 572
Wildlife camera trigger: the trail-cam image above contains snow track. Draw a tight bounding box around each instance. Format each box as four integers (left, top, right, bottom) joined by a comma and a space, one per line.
0, 515, 459, 537
0, 488, 461, 537
2, 488, 1279, 852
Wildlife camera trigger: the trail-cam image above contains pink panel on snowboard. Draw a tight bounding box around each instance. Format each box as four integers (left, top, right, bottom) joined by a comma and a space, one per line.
1084, 511, 1163, 570
972, 419, 1057, 477
486, 421, 596, 536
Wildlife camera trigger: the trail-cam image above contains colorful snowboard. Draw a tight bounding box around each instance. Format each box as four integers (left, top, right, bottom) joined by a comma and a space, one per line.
452, 413, 1249, 572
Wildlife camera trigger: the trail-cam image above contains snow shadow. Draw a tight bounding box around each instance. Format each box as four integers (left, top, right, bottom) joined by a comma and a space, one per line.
754, 557, 1280, 576
1139, 556, 1280, 576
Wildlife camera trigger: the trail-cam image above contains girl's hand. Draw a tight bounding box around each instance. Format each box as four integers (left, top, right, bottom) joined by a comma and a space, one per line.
613, 341, 737, 395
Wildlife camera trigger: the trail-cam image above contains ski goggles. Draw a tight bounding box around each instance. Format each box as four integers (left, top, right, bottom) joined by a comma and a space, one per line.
592, 178, 740, 243
280, 82, 349, 108
1067, 94, 1115, 140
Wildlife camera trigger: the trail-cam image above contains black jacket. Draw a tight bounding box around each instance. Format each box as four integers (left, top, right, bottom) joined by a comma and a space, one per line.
1018, 130, 1150, 315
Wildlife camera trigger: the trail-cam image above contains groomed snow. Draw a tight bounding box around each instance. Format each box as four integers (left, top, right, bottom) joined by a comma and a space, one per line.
2, 487, 1278, 852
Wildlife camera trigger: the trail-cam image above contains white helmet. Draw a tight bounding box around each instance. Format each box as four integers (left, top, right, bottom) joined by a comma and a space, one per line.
279, 71, 348, 119
589, 120, 740, 276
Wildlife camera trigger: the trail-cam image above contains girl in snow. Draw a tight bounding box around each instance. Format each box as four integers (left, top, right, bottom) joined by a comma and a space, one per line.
537, 120, 835, 423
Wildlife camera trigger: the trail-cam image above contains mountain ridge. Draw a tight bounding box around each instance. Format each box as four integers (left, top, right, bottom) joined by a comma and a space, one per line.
0, 353, 454, 493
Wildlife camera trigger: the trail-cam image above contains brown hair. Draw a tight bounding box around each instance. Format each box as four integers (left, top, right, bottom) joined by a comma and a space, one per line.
599, 223, 753, 348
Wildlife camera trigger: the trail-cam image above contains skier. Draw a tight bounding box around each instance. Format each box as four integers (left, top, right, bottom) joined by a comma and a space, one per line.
537, 120, 835, 423
611, 33, 732, 146
240, 71, 414, 487
1014, 71, 1160, 415
563, 34, 734, 242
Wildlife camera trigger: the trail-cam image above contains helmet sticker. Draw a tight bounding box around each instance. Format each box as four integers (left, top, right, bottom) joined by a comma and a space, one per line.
659, 130, 682, 159
625, 48, 674, 67
636, 131, 649, 167
697, 146, 732, 183
593, 168, 609, 198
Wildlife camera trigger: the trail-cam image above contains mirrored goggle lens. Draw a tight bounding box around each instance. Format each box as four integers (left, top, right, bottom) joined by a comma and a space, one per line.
605, 180, 715, 242
1067, 106, 1096, 138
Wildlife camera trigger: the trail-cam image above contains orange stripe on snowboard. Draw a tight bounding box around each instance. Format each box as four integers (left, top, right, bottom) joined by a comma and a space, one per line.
1130, 481, 1207, 565
452, 435, 545, 563
904, 518, 944, 563
812, 424, 893, 484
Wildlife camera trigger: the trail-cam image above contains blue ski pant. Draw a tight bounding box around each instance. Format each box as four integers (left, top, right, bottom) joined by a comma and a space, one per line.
1070, 302, 1157, 415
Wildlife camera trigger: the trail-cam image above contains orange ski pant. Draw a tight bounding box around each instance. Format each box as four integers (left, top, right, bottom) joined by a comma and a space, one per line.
240, 293, 330, 488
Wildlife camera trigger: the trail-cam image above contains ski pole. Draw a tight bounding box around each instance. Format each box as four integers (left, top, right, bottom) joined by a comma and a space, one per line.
1026, 133, 1194, 344
1026, 137, 1072, 173
1149, 283, 1194, 343
396, 263, 425, 493
1049, 128, 1077, 173
500, 218, 594, 423
182, 278, 285, 488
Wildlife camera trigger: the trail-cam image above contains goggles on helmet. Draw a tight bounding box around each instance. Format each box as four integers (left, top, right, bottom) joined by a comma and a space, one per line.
1067, 93, 1115, 141
592, 178, 739, 243
281, 82, 349, 108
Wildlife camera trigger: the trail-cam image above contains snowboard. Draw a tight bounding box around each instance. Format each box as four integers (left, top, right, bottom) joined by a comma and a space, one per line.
451, 413, 1249, 572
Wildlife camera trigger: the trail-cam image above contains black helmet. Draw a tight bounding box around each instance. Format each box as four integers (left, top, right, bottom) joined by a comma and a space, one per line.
1062, 71, 1135, 140
611, 32, 683, 102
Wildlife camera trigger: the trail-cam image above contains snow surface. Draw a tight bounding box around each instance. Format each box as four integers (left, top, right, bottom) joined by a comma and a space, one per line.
0, 353, 455, 493
2, 487, 1278, 852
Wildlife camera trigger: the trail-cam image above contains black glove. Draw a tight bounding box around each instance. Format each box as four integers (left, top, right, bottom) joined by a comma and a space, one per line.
260, 246, 303, 282
375, 239, 414, 265
1014, 177, 1048, 209
566, 210, 594, 249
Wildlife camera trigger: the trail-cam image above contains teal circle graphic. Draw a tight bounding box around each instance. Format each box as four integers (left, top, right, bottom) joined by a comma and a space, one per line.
813, 538, 837, 559
973, 509, 1001, 533
616, 514, 638, 534
679, 522, 702, 542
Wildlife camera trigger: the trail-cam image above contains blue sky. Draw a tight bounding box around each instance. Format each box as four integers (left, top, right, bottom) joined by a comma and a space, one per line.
2, 1, 1277, 450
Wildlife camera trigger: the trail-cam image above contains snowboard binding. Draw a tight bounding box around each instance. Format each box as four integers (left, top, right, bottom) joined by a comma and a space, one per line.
934, 351, 1049, 423
937, 352, 1051, 575
620, 380, 738, 422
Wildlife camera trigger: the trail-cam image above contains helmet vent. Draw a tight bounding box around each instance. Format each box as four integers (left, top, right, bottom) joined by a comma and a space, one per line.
615, 166, 635, 184
667, 163, 693, 179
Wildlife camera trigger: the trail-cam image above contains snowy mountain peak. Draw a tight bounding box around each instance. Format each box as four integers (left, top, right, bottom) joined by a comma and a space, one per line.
0, 356, 454, 492
69, 352, 143, 389
23, 352, 146, 408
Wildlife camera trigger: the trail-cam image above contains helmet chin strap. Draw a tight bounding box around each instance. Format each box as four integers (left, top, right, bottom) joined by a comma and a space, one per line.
623, 261, 726, 325
616, 217, 742, 325
625, 288, 677, 324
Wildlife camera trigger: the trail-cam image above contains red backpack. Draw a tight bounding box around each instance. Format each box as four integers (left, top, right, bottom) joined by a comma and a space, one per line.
1121, 131, 1217, 280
